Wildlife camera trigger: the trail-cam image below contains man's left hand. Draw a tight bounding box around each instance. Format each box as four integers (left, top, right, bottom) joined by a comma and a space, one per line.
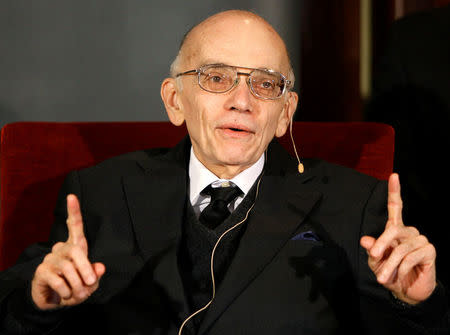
360, 173, 437, 305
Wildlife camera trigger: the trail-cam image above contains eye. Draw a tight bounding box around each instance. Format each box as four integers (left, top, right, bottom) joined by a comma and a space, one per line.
260, 80, 275, 89
203, 71, 230, 84
209, 74, 224, 83
200, 68, 234, 92
254, 77, 276, 90
203, 70, 233, 86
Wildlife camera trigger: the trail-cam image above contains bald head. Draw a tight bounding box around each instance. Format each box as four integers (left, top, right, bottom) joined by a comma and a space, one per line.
170, 10, 295, 86
161, 10, 299, 179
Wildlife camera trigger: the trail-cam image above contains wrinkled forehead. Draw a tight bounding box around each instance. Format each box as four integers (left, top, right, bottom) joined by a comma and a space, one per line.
181, 14, 291, 76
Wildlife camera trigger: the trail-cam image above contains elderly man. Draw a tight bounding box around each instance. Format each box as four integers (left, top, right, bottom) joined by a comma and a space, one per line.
0, 10, 448, 335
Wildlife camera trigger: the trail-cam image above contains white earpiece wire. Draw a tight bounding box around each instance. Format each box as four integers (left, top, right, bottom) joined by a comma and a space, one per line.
178, 153, 266, 335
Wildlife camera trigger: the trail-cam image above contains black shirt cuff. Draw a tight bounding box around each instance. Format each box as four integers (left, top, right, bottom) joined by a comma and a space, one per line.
390, 282, 449, 328
3, 282, 67, 333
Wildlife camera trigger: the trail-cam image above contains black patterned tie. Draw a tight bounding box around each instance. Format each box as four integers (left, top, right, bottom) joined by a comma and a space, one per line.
199, 183, 243, 229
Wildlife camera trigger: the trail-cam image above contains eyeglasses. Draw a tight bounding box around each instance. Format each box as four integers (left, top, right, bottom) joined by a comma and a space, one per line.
175, 64, 292, 100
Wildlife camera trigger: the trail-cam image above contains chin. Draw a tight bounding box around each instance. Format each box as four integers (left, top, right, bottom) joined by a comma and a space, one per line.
216, 149, 259, 168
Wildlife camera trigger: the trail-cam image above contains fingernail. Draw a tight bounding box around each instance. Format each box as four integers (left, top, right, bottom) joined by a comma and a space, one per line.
87, 275, 96, 285
371, 248, 379, 257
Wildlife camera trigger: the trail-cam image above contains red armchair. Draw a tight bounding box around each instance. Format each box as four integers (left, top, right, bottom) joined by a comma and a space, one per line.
0, 121, 394, 270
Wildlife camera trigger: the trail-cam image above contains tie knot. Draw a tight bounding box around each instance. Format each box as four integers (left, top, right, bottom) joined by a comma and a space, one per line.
201, 184, 243, 204
199, 183, 243, 230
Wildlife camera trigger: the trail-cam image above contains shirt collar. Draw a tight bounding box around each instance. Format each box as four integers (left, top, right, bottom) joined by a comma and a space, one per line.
188, 147, 264, 204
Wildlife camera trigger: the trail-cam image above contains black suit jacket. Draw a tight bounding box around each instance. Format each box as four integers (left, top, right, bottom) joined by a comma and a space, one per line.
0, 137, 448, 334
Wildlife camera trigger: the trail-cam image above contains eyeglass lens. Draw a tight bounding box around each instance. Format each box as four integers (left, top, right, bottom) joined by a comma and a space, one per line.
199, 65, 285, 99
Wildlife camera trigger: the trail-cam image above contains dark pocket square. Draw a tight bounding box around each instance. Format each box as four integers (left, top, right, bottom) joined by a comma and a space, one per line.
291, 230, 321, 242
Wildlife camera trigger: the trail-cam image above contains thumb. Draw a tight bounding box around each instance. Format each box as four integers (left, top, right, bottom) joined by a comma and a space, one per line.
360, 235, 376, 251
92, 262, 106, 279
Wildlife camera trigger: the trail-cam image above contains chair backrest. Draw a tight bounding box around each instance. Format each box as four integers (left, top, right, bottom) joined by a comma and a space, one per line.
0, 121, 394, 270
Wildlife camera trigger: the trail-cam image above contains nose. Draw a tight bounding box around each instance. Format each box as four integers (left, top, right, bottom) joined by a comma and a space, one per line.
223, 76, 254, 112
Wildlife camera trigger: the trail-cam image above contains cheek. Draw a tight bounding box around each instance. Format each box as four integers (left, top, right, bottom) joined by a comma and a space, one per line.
180, 91, 202, 123
183, 95, 217, 137
260, 106, 285, 138
197, 92, 227, 121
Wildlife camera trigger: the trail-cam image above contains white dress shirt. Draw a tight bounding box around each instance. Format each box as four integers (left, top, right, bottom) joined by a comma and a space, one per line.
188, 147, 264, 217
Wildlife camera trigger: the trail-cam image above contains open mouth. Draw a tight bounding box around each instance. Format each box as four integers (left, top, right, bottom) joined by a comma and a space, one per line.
219, 125, 253, 138
221, 124, 253, 132
217, 123, 254, 138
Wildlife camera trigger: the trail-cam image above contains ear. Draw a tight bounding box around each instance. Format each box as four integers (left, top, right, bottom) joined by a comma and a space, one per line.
161, 78, 185, 126
275, 91, 298, 137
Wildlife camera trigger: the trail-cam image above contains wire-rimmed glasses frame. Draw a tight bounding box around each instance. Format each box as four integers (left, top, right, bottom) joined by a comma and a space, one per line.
175, 64, 292, 100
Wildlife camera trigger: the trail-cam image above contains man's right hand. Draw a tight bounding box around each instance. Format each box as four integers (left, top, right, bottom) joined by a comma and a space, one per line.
31, 194, 105, 310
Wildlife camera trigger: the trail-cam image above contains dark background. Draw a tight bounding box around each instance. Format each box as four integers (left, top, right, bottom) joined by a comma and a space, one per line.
0, 0, 302, 127
2, 0, 448, 128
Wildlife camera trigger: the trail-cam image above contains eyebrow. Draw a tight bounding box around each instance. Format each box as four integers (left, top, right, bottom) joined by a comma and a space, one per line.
196, 59, 224, 67
197, 61, 278, 73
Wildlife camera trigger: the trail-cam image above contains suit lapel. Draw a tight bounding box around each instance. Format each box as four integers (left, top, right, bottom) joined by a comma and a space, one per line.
121, 138, 191, 319
110, 136, 324, 332
198, 143, 323, 334
123, 171, 185, 260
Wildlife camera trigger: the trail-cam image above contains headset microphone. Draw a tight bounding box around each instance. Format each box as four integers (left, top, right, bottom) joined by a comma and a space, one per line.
289, 118, 304, 174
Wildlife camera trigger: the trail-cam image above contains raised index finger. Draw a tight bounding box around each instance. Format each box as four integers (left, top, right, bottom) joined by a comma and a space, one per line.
387, 173, 403, 224
66, 194, 86, 245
